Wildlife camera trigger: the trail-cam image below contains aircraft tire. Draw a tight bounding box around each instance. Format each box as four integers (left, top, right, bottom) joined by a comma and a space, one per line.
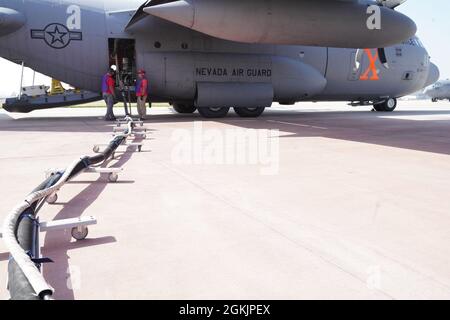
374, 98, 397, 112
173, 103, 197, 114
234, 107, 266, 118
197, 107, 230, 118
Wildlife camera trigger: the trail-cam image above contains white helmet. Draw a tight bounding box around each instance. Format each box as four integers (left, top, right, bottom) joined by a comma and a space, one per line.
110, 65, 117, 72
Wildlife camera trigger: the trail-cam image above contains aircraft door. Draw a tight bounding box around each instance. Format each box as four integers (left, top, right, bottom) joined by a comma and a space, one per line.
108, 39, 136, 89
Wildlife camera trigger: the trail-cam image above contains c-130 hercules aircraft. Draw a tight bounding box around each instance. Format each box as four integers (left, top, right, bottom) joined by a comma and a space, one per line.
0, 0, 440, 118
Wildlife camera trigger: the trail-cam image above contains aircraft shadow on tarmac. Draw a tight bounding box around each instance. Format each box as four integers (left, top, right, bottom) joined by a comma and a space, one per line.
0, 115, 159, 134
218, 110, 450, 156
1, 109, 450, 155
152, 109, 450, 156
0, 252, 9, 262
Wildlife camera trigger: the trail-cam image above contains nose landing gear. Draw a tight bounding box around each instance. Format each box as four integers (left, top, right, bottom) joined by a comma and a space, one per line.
373, 98, 397, 112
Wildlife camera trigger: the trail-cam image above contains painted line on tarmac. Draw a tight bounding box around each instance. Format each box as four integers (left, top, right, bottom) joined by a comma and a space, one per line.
267, 120, 328, 130
379, 114, 450, 121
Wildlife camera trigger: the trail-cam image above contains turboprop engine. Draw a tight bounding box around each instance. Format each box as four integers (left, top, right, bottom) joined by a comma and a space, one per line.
143, 0, 417, 49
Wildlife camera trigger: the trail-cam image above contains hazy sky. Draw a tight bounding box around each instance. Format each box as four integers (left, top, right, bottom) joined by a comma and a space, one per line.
0, 1, 448, 97
398, 0, 450, 80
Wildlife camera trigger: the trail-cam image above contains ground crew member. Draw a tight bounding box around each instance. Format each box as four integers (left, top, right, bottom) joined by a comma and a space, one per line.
136, 69, 149, 121
102, 65, 117, 121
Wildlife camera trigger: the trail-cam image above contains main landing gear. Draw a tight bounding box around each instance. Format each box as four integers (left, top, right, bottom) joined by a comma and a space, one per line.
172, 103, 197, 114
197, 107, 231, 118
233, 107, 266, 118
196, 107, 267, 118
171, 100, 268, 119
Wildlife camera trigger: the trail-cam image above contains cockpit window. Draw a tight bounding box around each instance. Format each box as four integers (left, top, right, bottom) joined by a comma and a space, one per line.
416, 38, 425, 48
402, 37, 424, 48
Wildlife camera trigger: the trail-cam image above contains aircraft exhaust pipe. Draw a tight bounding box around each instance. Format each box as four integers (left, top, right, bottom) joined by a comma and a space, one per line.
0, 7, 26, 37
144, 0, 416, 48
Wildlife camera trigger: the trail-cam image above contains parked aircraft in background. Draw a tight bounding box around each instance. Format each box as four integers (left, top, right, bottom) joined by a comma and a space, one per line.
425, 80, 450, 102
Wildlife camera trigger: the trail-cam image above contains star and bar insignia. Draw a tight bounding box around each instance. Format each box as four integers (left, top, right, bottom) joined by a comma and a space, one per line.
31, 23, 82, 49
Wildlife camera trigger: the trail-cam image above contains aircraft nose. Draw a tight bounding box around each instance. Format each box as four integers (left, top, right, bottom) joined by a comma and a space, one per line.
425, 63, 440, 88
0, 7, 26, 37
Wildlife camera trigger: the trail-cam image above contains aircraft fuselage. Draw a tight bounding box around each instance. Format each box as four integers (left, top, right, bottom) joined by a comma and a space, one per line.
0, 0, 440, 109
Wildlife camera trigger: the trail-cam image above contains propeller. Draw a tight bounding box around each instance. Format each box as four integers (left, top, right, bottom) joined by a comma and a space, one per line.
376, 0, 407, 9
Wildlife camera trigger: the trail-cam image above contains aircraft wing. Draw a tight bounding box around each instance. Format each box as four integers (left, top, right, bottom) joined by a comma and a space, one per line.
126, 0, 408, 30
127, 0, 414, 48
125, 0, 151, 30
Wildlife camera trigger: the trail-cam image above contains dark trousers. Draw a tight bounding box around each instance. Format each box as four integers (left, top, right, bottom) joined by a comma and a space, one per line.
103, 93, 115, 119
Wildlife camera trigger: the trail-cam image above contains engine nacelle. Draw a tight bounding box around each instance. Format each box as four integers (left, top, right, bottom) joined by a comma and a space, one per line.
0, 7, 26, 37
144, 0, 416, 48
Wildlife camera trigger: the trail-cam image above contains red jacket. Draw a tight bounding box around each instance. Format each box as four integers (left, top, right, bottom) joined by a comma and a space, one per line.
102, 73, 115, 94
136, 78, 148, 97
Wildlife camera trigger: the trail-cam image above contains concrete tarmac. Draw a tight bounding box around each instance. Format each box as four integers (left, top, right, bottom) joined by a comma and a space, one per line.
0, 101, 450, 300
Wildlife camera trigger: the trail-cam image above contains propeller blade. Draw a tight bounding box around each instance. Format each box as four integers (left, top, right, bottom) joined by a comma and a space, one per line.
354, 48, 364, 71
376, 0, 408, 9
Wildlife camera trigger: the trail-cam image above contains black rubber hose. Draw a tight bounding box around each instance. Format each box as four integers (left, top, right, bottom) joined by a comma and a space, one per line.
8, 173, 62, 300
7, 129, 129, 300
88, 136, 126, 165
8, 208, 40, 300
67, 136, 127, 180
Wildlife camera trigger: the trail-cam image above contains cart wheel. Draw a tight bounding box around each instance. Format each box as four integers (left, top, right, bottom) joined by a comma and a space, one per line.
138, 145, 142, 152
71, 226, 88, 241
108, 173, 118, 183
93, 146, 100, 153
46, 193, 58, 204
